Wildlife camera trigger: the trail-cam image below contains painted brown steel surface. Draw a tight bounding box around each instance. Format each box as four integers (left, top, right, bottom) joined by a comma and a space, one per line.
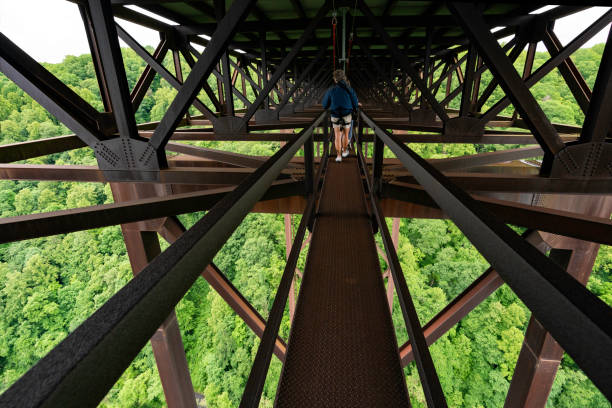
505, 194, 612, 407
275, 157, 410, 407
113, 182, 197, 408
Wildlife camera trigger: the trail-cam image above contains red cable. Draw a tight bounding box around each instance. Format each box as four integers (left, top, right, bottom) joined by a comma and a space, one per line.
346, 36, 353, 73
332, 18, 337, 71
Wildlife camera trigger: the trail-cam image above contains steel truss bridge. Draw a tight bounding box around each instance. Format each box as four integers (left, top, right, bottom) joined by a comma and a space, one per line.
0, 0, 611, 407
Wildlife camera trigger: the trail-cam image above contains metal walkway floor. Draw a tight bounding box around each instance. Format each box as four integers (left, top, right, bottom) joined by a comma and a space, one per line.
275, 156, 410, 407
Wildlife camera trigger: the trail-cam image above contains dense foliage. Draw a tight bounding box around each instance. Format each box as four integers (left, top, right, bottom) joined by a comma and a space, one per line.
0, 43, 610, 407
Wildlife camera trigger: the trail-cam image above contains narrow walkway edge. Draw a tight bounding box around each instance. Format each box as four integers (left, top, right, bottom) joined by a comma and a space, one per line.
275, 156, 411, 407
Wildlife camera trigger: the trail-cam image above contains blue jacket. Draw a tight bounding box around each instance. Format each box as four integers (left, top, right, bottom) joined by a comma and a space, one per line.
321, 80, 358, 118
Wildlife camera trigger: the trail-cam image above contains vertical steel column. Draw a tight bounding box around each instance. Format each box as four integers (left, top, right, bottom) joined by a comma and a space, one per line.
372, 134, 384, 195
505, 193, 612, 407
111, 183, 197, 408
504, 247, 595, 408
357, 114, 364, 153
304, 134, 314, 194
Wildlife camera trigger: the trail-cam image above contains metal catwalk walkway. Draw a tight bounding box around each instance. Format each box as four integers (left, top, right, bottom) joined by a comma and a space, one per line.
275, 156, 410, 407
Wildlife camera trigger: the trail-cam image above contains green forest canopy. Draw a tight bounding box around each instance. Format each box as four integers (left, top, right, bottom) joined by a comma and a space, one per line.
0, 43, 610, 407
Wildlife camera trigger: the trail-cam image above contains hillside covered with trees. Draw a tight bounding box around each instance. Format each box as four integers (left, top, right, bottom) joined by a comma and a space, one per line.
0, 43, 610, 407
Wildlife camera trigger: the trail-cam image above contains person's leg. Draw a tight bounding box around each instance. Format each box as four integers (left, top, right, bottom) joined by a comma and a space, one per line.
341, 115, 351, 156
334, 126, 343, 161
342, 126, 349, 151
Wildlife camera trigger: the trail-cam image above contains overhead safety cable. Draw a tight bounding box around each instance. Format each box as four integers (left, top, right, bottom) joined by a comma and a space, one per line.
332, 8, 338, 72
346, 0, 358, 73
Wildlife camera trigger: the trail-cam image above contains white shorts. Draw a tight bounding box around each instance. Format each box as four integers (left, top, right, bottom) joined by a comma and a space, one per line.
331, 114, 352, 129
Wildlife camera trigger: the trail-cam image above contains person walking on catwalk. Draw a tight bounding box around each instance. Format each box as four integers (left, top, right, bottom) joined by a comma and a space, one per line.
322, 69, 359, 162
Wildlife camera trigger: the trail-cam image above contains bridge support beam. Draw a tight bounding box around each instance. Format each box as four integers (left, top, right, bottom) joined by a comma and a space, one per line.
111, 182, 197, 408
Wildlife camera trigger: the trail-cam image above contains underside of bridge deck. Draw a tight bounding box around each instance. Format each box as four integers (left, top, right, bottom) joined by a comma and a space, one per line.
0, 1, 611, 407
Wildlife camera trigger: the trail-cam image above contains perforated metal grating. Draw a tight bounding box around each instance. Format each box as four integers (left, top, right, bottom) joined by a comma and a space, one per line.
275, 157, 410, 407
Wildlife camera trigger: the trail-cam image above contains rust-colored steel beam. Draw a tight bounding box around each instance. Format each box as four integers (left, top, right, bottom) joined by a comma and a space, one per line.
505, 194, 611, 407
504, 248, 574, 408
376, 132, 577, 145
393, 173, 612, 194
0, 164, 296, 184
212, 67, 252, 107
147, 0, 256, 157
362, 110, 612, 397
241, 2, 330, 125
383, 182, 612, 246
511, 41, 537, 122
217, 0, 235, 118
0, 181, 302, 244
113, 182, 197, 408
475, 39, 526, 112
0, 135, 87, 163
0, 32, 103, 146
0, 129, 571, 158
149, 312, 198, 408
0, 112, 327, 408
131, 39, 169, 110
181, 48, 224, 113
419, 146, 543, 172
358, 132, 447, 407
166, 142, 274, 168
459, 44, 477, 117
543, 30, 591, 114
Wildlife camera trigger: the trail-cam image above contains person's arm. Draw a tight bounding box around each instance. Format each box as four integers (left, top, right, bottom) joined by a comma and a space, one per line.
321, 89, 331, 110
350, 89, 359, 111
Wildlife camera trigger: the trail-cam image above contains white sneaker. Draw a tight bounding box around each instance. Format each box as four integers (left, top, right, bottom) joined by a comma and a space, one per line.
335, 156, 342, 162
342, 149, 349, 158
